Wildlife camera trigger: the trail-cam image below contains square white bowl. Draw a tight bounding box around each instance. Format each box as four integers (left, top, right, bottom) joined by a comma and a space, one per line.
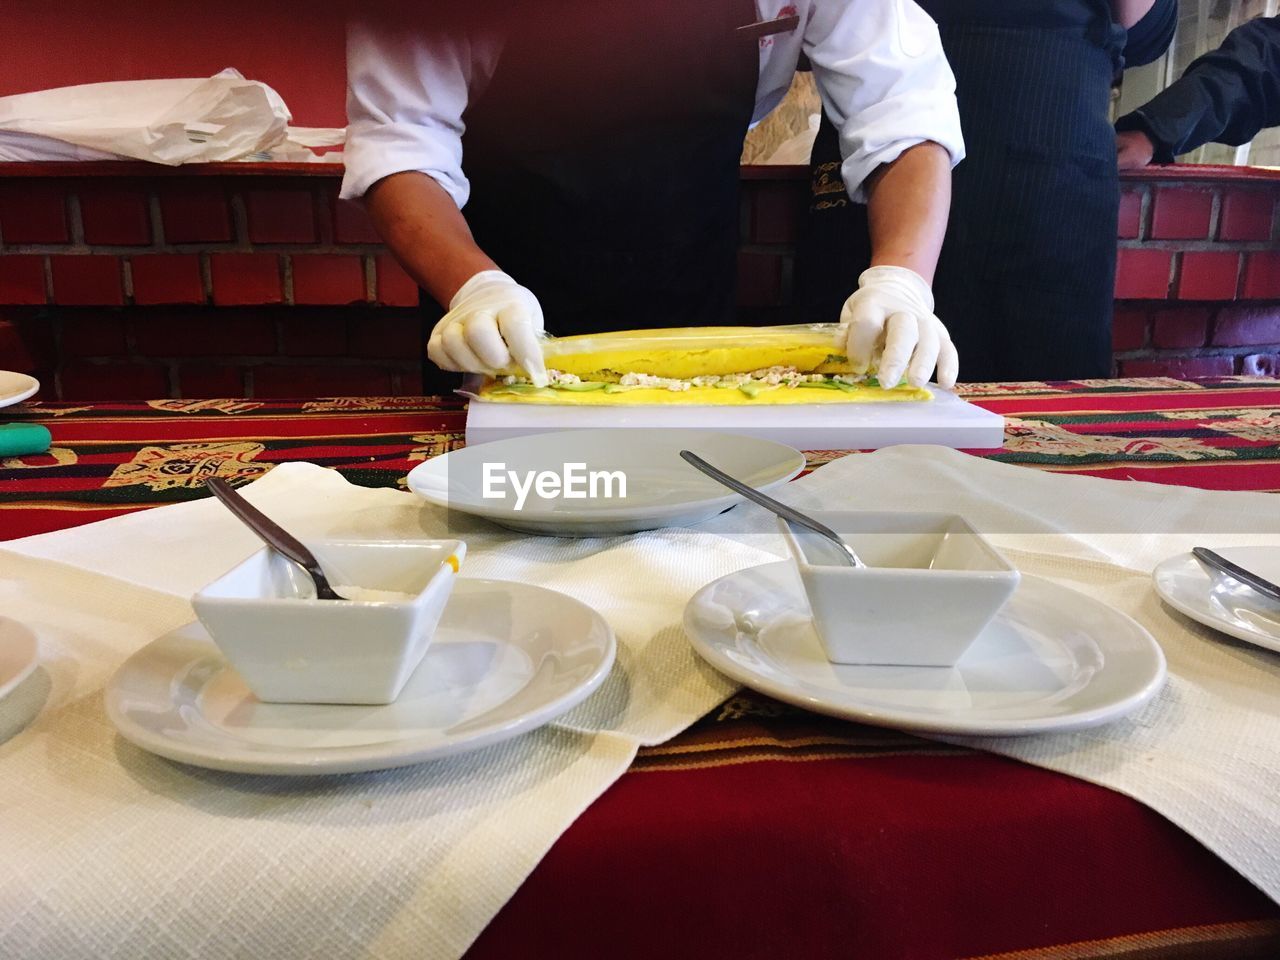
192, 539, 465, 705
779, 512, 1019, 667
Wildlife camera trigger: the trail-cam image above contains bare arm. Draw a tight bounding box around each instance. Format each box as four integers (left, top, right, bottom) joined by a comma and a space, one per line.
1112, 0, 1157, 29
364, 171, 497, 307
864, 141, 951, 285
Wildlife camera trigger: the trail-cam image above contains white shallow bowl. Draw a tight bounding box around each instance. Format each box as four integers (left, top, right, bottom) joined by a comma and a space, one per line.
107, 577, 616, 775
192, 539, 464, 705
0, 371, 39, 409
684, 561, 1165, 736
405, 428, 804, 536
779, 511, 1020, 667
1153, 547, 1280, 654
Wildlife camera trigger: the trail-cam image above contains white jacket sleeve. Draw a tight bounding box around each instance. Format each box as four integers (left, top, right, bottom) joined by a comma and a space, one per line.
341, 18, 494, 205
804, 0, 965, 203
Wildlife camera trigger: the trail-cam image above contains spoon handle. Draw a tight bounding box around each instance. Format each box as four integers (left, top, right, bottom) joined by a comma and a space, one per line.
205, 478, 343, 600
679, 450, 864, 568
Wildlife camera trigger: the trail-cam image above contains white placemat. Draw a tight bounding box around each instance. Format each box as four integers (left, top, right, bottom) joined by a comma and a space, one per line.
1, 462, 775, 959
759, 445, 1280, 905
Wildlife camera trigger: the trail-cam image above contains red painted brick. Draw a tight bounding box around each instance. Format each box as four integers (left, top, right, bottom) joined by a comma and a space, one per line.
291, 255, 367, 306
281, 313, 347, 356
1241, 354, 1280, 377
350, 312, 422, 358
0, 320, 35, 372
1151, 306, 1211, 349
210, 254, 283, 306
750, 181, 804, 243
78, 184, 152, 246
245, 187, 317, 244
252, 364, 392, 398
1117, 189, 1142, 240
132, 311, 277, 357
736, 251, 784, 307
1218, 188, 1275, 242
176, 364, 245, 398
0, 181, 70, 244
1241, 252, 1280, 300
374, 255, 420, 307
61, 313, 128, 357
333, 197, 383, 244
4, 309, 55, 370
1150, 186, 1213, 240
1177, 251, 1240, 301
130, 255, 205, 306
157, 183, 233, 243
0, 256, 47, 305
1114, 249, 1172, 300
60, 361, 169, 401
1119, 356, 1234, 379
50, 256, 123, 306
1111, 304, 1147, 351
1212, 304, 1280, 347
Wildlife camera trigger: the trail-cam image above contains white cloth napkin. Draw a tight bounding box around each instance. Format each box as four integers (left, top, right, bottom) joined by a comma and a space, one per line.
755, 445, 1280, 905
1, 462, 775, 959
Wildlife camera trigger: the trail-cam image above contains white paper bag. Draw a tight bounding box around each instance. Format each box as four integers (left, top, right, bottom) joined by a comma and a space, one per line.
0, 68, 343, 165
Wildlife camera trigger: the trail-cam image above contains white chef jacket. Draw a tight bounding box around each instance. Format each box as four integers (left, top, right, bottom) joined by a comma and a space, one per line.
341, 0, 964, 207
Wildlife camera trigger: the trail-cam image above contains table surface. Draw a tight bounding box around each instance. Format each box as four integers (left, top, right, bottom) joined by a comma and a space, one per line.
5, 376, 1280, 960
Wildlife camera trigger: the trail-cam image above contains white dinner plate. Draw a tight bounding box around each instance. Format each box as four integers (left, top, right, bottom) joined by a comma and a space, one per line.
0, 371, 39, 409
684, 561, 1166, 736
405, 428, 804, 536
1153, 547, 1280, 654
105, 578, 616, 775
0, 617, 40, 701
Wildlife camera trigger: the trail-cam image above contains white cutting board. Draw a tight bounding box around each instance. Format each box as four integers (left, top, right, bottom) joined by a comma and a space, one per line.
465, 386, 1004, 450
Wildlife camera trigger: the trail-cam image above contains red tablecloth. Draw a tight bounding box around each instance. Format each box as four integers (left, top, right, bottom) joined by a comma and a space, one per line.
4, 377, 1280, 959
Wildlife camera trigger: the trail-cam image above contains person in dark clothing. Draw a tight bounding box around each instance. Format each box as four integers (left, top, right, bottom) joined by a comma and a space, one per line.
1117, 15, 1280, 169
797, 0, 1177, 382
345, 2, 966, 394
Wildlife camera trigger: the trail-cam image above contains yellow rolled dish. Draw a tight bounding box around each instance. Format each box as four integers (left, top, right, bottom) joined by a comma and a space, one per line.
496, 325, 852, 381
476, 324, 933, 405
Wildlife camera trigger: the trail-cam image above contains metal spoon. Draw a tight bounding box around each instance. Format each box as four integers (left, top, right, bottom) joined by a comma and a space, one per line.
204, 477, 346, 600
1192, 546, 1280, 605
679, 450, 865, 568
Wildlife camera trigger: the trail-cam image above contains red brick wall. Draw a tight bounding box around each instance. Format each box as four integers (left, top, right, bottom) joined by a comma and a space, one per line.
0, 164, 421, 400
0, 163, 1277, 399
1111, 170, 1280, 378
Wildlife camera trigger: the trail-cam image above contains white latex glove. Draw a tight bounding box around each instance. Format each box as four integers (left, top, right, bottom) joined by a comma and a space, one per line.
427, 270, 548, 387
839, 265, 959, 390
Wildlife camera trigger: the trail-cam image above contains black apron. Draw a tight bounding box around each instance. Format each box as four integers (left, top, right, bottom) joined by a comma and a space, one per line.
796, 1, 1123, 382
456, 0, 761, 334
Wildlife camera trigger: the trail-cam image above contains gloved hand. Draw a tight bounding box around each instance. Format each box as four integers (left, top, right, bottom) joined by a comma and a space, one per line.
840, 265, 958, 390
427, 270, 548, 387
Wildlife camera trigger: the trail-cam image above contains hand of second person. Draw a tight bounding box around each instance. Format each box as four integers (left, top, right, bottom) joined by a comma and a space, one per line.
840, 265, 959, 390
1116, 129, 1155, 171
428, 270, 549, 387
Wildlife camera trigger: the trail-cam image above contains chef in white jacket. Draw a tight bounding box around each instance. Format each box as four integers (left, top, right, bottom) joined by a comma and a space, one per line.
343, 1, 965, 389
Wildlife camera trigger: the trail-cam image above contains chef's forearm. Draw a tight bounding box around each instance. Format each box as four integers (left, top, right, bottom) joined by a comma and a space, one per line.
864, 141, 950, 286
364, 171, 498, 307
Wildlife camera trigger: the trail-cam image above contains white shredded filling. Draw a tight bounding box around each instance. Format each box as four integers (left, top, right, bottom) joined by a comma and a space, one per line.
506, 366, 870, 391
